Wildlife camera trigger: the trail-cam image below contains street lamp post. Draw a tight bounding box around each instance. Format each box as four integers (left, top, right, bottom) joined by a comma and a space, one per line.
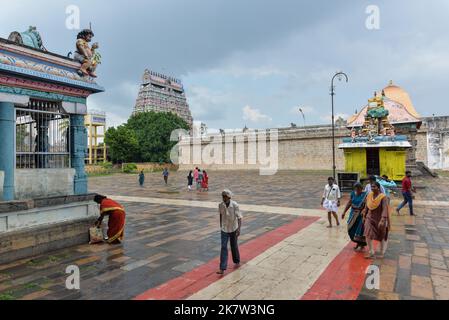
298, 107, 306, 127
330, 71, 349, 179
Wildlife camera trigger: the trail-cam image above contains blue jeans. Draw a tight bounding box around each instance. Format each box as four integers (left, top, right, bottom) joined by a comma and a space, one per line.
397, 191, 414, 215
220, 231, 240, 271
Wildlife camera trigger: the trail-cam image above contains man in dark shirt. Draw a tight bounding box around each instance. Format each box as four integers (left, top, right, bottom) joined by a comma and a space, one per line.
396, 171, 416, 216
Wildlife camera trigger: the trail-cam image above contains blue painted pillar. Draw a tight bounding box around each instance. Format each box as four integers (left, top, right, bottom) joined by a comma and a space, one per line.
0, 102, 15, 200
70, 114, 88, 194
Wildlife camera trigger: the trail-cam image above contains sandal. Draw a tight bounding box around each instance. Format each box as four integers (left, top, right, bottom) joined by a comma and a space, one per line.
364, 253, 375, 259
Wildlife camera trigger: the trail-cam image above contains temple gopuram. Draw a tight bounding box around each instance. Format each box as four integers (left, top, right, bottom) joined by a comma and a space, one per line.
339, 82, 422, 180
0, 27, 104, 262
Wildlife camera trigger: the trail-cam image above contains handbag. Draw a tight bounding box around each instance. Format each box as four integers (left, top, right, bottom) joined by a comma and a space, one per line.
89, 227, 104, 244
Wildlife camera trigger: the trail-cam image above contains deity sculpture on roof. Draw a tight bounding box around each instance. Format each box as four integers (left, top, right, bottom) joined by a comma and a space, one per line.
8, 26, 46, 50
74, 29, 101, 78
362, 91, 394, 137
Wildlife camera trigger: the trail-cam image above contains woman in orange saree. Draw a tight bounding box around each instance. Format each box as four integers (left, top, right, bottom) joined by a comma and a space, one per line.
94, 195, 126, 244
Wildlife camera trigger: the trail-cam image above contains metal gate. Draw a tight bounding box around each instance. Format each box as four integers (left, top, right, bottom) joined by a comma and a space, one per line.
15, 99, 70, 169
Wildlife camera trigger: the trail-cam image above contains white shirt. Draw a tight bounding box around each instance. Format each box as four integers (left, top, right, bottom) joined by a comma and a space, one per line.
219, 200, 242, 233
364, 183, 386, 194
323, 184, 341, 201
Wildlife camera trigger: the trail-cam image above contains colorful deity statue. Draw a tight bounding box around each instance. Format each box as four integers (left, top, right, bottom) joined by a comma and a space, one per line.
74, 29, 101, 78
8, 26, 46, 50
367, 91, 389, 119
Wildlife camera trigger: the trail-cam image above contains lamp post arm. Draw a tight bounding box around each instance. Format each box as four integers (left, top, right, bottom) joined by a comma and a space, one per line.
330, 71, 349, 179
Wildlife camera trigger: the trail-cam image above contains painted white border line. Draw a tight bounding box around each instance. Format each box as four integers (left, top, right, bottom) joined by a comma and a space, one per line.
106, 195, 324, 217
188, 219, 349, 300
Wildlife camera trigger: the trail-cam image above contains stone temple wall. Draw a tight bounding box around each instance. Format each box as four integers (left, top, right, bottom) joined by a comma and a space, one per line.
423, 116, 449, 170
178, 116, 449, 172
178, 126, 348, 172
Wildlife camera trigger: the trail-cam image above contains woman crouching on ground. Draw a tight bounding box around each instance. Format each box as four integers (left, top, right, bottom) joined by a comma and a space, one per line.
94, 194, 126, 244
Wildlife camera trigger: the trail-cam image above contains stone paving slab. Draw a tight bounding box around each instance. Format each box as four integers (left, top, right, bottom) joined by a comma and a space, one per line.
1, 170, 449, 300
0, 201, 296, 300
188, 219, 349, 300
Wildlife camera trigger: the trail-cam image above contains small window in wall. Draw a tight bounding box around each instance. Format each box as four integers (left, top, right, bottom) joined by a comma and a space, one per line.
15, 99, 70, 169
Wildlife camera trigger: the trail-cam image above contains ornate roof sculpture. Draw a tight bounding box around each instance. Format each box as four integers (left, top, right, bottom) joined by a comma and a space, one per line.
8, 26, 46, 51
0, 27, 104, 97
340, 90, 412, 149
347, 81, 421, 129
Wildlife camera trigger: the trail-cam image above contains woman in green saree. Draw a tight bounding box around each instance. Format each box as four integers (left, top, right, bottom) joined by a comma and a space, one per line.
342, 182, 368, 251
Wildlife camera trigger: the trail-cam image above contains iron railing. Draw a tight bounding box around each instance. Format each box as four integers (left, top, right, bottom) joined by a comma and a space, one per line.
15, 99, 70, 169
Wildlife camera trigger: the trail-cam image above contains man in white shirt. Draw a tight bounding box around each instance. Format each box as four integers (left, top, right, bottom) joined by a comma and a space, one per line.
217, 189, 242, 274
321, 177, 341, 228
364, 175, 386, 194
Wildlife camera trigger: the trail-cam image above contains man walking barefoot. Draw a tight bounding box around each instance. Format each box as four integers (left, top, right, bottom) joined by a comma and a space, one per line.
321, 177, 341, 228
217, 189, 242, 275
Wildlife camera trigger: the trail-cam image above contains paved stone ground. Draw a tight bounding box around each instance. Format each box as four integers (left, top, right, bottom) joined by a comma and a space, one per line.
358, 176, 449, 300
0, 170, 448, 300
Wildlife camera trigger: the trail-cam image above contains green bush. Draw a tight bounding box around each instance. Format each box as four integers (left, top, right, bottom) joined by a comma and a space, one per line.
122, 163, 137, 173
100, 161, 113, 169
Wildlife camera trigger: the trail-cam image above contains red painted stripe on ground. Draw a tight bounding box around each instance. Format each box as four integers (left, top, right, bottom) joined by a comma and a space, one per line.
134, 216, 319, 300
300, 242, 371, 300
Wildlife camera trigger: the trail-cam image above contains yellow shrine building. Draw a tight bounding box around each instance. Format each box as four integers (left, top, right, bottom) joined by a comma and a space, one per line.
339, 82, 421, 181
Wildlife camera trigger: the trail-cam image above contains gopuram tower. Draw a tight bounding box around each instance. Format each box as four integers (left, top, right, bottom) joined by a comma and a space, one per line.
133, 69, 193, 128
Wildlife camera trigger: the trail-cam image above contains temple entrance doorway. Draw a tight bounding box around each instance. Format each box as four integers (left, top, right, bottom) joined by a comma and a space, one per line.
366, 148, 380, 176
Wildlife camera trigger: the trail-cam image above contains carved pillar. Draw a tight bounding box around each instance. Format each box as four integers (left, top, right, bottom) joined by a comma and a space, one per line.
70, 114, 87, 194
0, 102, 15, 200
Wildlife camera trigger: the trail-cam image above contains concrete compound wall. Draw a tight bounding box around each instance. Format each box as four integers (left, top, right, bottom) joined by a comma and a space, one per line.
178, 127, 358, 172
14, 168, 75, 200
178, 116, 449, 172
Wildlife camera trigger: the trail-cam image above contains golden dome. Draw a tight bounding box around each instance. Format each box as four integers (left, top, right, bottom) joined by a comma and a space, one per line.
381, 81, 420, 119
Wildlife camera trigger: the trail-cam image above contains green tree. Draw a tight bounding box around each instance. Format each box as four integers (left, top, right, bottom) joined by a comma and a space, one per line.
104, 111, 189, 164
126, 111, 189, 162
104, 125, 139, 163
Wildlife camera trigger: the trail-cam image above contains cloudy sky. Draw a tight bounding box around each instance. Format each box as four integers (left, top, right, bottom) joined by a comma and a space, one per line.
1, 0, 448, 130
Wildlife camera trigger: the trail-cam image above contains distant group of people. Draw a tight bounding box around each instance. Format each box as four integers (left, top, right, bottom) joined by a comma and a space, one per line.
188, 167, 209, 191
138, 167, 171, 187
137, 167, 209, 192
322, 171, 416, 259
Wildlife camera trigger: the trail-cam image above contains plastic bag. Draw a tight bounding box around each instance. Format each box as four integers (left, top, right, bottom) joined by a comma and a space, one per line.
89, 227, 104, 244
